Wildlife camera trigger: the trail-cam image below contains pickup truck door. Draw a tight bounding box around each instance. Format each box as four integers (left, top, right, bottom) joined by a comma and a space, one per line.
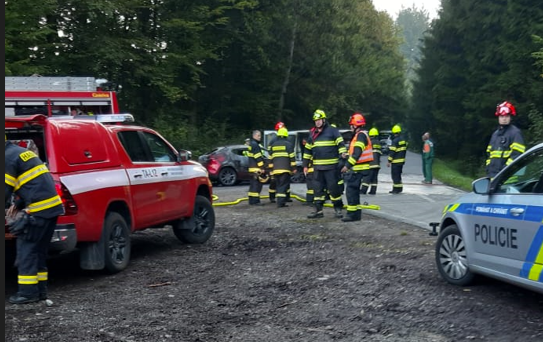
118, 131, 183, 228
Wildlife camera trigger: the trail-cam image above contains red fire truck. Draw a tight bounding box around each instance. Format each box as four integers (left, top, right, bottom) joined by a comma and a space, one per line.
5, 76, 120, 117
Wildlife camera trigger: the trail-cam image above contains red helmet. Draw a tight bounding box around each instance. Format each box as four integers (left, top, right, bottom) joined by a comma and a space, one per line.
495, 101, 516, 116
275, 121, 285, 131
349, 113, 366, 127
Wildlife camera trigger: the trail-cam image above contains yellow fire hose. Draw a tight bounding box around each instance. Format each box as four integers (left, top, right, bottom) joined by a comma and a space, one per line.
212, 194, 380, 211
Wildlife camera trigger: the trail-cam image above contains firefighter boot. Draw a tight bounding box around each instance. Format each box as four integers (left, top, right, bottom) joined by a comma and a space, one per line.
360, 185, 369, 195
307, 203, 324, 219
368, 186, 377, 195
269, 193, 276, 203
334, 205, 343, 218
341, 210, 361, 222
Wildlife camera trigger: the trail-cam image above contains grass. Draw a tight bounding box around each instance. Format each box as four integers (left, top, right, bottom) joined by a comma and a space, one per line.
433, 159, 479, 192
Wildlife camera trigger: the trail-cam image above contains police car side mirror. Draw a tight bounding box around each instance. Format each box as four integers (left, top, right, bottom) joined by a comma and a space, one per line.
472, 177, 491, 195
178, 149, 192, 162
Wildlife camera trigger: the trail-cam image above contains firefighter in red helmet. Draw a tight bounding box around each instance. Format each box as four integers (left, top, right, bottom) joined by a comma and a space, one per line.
340, 113, 373, 222
485, 101, 525, 178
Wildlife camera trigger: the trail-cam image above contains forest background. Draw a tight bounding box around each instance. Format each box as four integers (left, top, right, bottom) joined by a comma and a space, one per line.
5, 0, 543, 177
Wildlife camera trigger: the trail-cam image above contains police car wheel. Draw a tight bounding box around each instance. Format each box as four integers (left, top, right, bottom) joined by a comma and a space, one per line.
435, 224, 475, 286
103, 212, 131, 274
173, 195, 215, 244
218, 167, 237, 186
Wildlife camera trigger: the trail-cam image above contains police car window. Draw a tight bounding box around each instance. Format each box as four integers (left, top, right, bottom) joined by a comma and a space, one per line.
142, 132, 176, 162
495, 149, 543, 194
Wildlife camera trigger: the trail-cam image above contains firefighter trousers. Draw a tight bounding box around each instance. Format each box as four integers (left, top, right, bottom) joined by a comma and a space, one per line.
345, 171, 365, 219
390, 164, 404, 193
313, 168, 343, 211
15, 216, 57, 298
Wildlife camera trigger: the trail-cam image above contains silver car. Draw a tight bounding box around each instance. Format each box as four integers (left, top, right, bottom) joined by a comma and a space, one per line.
435, 142, 543, 294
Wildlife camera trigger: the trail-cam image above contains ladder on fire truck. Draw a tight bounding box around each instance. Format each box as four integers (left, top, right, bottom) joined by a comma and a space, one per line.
5, 76, 99, 92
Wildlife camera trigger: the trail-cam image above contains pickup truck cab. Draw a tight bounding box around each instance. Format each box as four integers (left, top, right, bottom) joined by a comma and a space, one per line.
5, 114, 215, 273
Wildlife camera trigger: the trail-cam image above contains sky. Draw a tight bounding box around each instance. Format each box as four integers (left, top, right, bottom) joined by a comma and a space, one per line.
373, 0, 441, 20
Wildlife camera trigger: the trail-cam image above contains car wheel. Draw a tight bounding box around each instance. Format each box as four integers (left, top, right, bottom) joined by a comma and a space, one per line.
435, 224, 475, 286
218, 167, 237, 186
103, 212, 131, 274
173, 195, 215, 244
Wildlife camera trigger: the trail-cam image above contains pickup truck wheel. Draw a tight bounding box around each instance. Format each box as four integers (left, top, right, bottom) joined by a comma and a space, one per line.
103, 212, 131, 274
173, 195, 215, 244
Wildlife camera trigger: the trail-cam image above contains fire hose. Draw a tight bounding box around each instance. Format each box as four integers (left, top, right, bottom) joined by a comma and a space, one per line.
211, 193, 380, 211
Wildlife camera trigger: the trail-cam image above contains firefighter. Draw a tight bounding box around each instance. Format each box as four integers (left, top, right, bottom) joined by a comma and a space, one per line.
270, 127, 296, 208
247, 130, 266, 205
340, 113, 373, 222
386, 124, 407, 194
268, 121, 286, 203
303, 109, 347, 219
486, 101, 525, 178
361, 127, 382, 195
5, 135, 64, 304
302, 138, 315, 206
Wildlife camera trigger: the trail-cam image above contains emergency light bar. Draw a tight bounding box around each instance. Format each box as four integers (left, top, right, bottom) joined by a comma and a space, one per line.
74, 114, 135, 123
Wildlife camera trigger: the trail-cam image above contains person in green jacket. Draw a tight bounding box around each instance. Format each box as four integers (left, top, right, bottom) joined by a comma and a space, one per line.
421, 132, 434, 184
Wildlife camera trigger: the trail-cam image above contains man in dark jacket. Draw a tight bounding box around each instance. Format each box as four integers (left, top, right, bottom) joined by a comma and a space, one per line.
5, 136, 64, 304
247, 130, 266, 205
486, 101, 525, 178
303, 109, 347, 218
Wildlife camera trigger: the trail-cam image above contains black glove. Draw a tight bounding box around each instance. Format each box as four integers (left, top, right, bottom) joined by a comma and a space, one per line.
8, 212, 29, 237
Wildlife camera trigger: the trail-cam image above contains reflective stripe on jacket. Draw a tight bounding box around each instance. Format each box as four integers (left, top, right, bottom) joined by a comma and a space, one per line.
302, 124, 347, 171
388, 134, 407, 164
485, 124, 525, 178
347, 130, 373, 171
5, 141, 64, 218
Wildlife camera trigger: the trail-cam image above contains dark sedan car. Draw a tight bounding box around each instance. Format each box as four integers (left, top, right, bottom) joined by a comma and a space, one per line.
198, 145, 253, 186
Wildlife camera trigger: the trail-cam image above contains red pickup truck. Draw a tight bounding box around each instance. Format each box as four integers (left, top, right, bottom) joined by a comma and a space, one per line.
5, 114, 215, 273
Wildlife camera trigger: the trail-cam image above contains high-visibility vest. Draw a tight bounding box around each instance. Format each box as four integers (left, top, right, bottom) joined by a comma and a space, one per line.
348, 131, 373, 164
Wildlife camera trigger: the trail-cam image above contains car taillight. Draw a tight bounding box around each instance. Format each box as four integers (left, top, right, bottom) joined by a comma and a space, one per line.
55, 181, 78, 215
208, 158, 221, 174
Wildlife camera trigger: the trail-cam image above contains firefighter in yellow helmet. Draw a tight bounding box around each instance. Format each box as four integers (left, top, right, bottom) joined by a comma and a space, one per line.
340, 113, 373, 222
386, 124, 407, 194
360, 127, 382, 195
303, 109, 347, 219
269, 127, 296, 208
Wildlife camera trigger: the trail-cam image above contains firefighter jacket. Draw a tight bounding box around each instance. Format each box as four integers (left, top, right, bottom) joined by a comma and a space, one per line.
486, 124, 525, 178
345, 130, 373, 172
369, 137, 382, 169
303, 123, 347, 171
388, 134, 407, 164
270, 137, 296, 175
247, 139, 266, 173
5, 141, 64, 218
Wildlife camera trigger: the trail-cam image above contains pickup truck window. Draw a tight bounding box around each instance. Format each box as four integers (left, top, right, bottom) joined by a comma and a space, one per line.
142, 132, 176, 162
118, 131, 150, 162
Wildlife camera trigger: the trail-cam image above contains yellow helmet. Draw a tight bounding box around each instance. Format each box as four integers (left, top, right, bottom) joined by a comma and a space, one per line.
312, 109, 327, 121
392, 124, 402, 134
368, 128, 379, 137
277, 127, 288, 137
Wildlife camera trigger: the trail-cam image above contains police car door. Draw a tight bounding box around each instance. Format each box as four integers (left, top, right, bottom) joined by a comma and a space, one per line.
471, 147, 543, 283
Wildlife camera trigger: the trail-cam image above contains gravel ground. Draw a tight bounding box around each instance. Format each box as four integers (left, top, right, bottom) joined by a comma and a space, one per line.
4, 186, 543, 342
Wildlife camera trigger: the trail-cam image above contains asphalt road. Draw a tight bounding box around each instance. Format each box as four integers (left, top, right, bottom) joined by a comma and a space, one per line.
289, 150, 467, 232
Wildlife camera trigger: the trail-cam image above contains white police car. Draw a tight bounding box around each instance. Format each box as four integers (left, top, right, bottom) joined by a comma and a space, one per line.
435, 142, 543, 294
